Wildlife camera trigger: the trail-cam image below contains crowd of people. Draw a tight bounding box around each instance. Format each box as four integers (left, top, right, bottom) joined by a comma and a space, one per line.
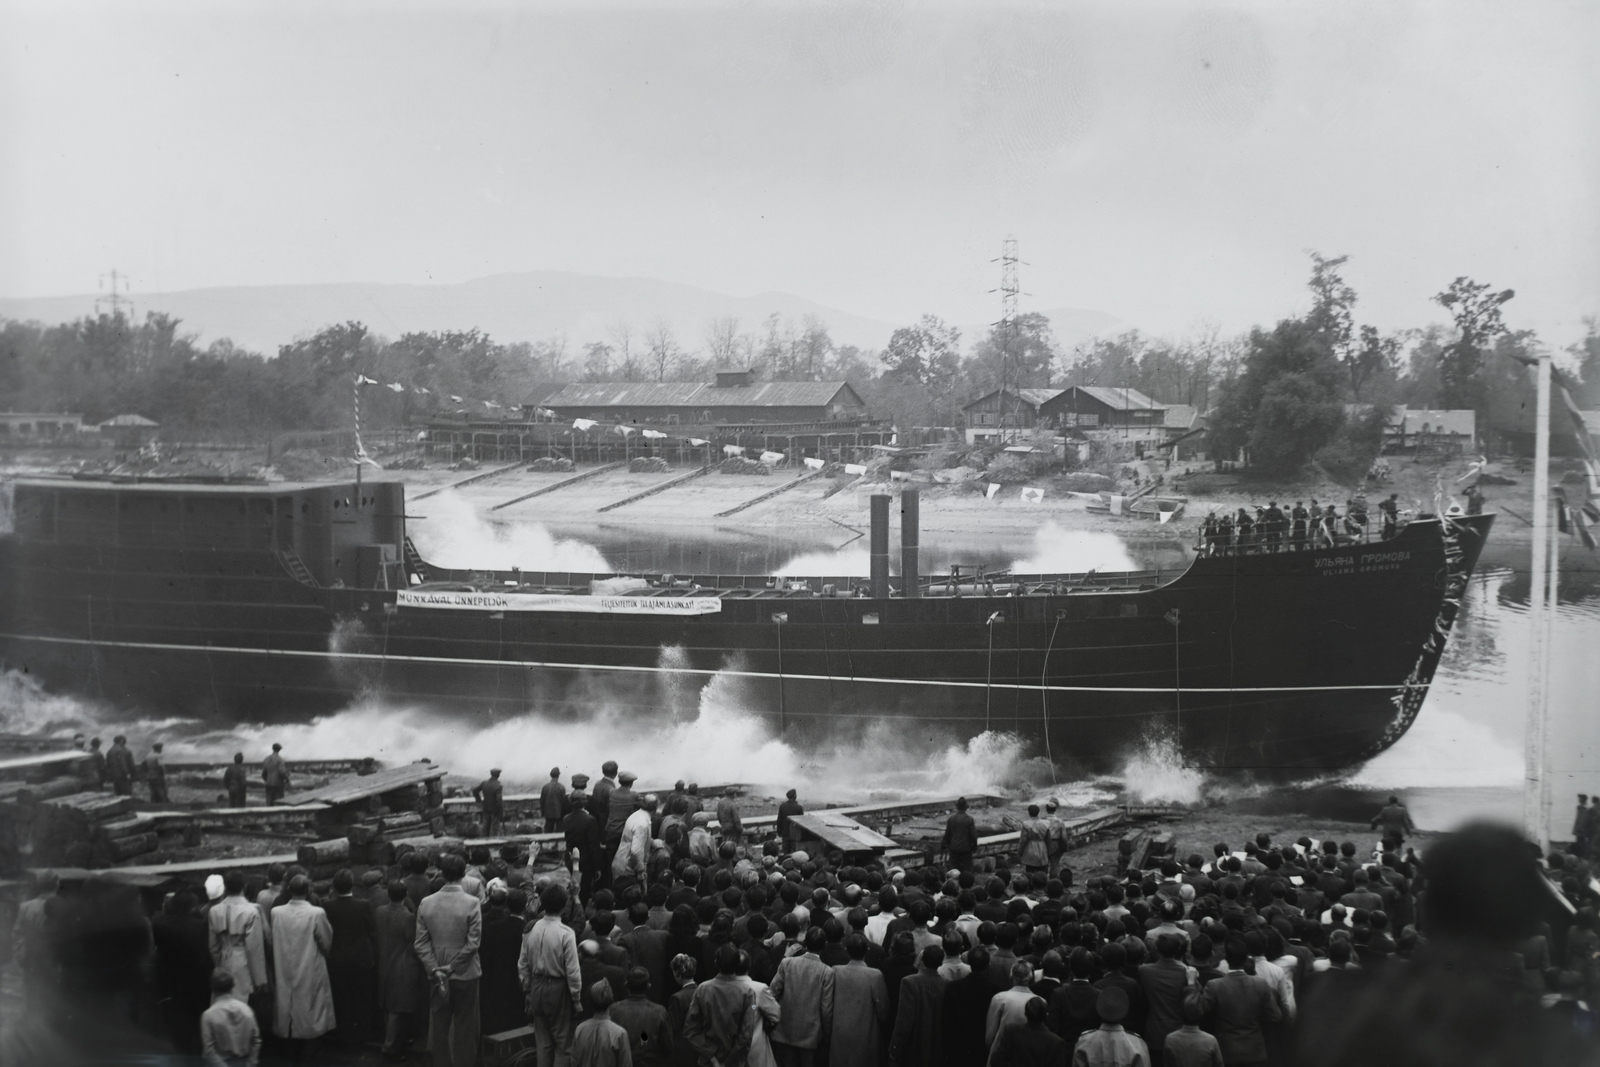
6, 770, 1595, 1067
1198, 493, 1404, 557
65, 734, 293, 805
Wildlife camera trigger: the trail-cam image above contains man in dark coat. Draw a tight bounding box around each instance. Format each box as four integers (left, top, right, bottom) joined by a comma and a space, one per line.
1183, 940, 1280, 1066
941, 944, 995, 1067
542, 767, 568, 833
85, 737, 107, 788
325, 869, 378, 1047
565, 795, 603, 904
941, 797, 978, 873
143, 742, 169, 802
261, 743, 290, 804
1138, 933, 1190, 1059
474, 768, 506, 837
375, 881, 426, 1056
222, 753, 249, 808
777, 789, 805, 853
153, 890, 213, 1054
611, 966, 674, 1066
888, 944, 947, 1065
105, 734, 136, 796
480, 886, 528, 1035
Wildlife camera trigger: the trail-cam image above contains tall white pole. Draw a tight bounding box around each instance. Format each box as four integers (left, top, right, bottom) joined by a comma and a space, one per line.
1543, 497, 1560, 840
1523, 353, 1551, 850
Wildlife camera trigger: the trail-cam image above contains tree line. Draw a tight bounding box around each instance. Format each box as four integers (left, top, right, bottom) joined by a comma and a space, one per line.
1, 256, 1595, 476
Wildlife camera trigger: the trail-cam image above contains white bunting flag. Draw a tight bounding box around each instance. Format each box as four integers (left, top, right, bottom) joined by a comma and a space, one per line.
484, 400, 501, 409
641, 429, 667, 440
450, 394, 464, 403
803, 457, 825, 470
723, 444, 745, 456
1021, 486, 1045, 503
844, 463, 867, 475
387, 382, 406, 393
760, 450, 785, 465
985, 482, 1001, 499
688, 438, 709, 447
615, 425, 635, 436
357, 374, 379, 385
572, 418, 597, 431
1158, 509, 1174, 524
414, 386, 430, 394
538, 408, 557, 419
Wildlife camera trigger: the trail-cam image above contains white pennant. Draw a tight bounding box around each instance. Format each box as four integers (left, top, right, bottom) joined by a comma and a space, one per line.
688, 438, 709, 447
844, 462, 867, 475
572, 418, 597, 431
985, 482, 1001, 499
760, 450, 785, 465
356, 374, 379, 385
803, 457, 825, 470
1020, 486, 1045, 503
450, 395, 464, 403
641, 429, 667, 440
387, 382, 406, 393
615, 425, 635, 436
723, 444, 745, 456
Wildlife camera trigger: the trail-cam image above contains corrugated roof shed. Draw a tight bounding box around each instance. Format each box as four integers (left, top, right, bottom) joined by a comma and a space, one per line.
1162, 404, 1198, 429
544, 381, 860, 408
961, 387, 1064, 411
1075, 386, 1163, 411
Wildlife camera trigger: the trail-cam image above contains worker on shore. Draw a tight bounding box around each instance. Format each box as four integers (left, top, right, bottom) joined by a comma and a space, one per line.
474, 768, 506, 838
1574, 795, 1593, 857
777, 789, 805, 853
223, 753, 249, 809
602, 771, 640, 889
106, 735, 136, 796
715, 786, 743, 846
84, 737, 106, 788
144, 742, 169, 804
1370, 795, 1416, 847
541, 767, 568, 833
262, 743, 290, 805
942, 796, 978, 873
591, 762, 618, 841
565, 793, 602, 903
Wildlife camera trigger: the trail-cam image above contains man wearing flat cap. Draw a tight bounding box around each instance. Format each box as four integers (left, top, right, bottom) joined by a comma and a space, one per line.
541, 767, 567, 834
601, 771, 639, 891
473, 768, 505, 838
1071, 985, 1150, 1067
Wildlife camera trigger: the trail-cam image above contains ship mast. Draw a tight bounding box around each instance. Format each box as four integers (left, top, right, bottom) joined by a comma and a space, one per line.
1522, 351, 1552, 852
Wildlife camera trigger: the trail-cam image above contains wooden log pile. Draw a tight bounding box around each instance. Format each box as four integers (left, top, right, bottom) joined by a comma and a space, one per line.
21, 791, 159, 867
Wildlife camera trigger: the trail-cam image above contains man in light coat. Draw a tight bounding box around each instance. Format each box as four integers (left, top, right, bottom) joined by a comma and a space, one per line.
829, 934, 887, 1067
208, 871, 268, 1006
612, 795, 657, 893
271, 875, 335, 1050
714, 788, 743, 846
416, 853, 484, 1067
770, 926, 835, 1067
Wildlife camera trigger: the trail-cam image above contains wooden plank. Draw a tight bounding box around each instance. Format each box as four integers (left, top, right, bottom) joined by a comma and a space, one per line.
596, 465, 712, 513
0, 751, 90, 773
285, 763, 446, 807
713, 467, 827, 518
106, 852, 300, 878
489, 462, 626, 511
413, 461, 527, 501
790, 812, 897, 853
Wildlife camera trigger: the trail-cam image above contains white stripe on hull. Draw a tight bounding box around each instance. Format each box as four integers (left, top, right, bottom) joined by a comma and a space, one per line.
2, 632, 1424, 697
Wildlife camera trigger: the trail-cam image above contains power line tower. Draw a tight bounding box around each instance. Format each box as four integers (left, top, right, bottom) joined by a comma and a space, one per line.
990, 237, 1027, 442
96, 269, 136, 320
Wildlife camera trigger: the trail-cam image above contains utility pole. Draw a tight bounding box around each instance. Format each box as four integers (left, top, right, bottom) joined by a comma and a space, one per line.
990, 238, 1025, 443
1523, 351, 1551, 852
96, 269, 135, 319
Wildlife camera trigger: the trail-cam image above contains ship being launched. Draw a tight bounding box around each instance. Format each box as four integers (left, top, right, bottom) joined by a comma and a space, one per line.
0, 476, 1491, 776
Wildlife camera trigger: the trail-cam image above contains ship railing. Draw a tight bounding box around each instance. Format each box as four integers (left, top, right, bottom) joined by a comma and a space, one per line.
1192, 512, 1422, 558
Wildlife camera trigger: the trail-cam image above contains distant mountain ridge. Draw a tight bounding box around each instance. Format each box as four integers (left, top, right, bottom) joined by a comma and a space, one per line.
0, 271, 1120, 358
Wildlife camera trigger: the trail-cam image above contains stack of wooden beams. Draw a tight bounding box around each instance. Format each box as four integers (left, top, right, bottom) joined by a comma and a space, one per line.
27, 792, 159, 866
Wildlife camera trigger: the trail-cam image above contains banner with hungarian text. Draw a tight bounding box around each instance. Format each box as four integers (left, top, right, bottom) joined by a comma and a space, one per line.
397, 590, 723, 615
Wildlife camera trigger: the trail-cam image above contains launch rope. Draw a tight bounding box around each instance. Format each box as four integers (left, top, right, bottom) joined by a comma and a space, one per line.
1041, 612, 1064, 787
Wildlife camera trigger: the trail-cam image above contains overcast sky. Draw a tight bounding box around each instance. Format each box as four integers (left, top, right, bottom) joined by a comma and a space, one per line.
1, 0, 1594, 347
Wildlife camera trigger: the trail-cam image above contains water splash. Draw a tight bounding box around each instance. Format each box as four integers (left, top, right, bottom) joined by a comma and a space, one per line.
776, 547, 870, 577
1117, 728, 1208, 805
1350, 706, 1522, 789
409, 490, 611, 572
1011, 523, 1138, 573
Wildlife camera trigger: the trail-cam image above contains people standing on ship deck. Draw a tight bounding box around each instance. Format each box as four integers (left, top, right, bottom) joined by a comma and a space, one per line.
262, 743, 291, 805
144, 742, 169, 803
1262, 502, 1286, 552
1235, 509, 1254, 554
1379, 494, 1399, 540
106, 734, 136, 796
1291, 501, 1308, 550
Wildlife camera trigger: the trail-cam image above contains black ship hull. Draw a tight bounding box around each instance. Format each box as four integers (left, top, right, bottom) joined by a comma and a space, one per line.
0, 477, 1491, 776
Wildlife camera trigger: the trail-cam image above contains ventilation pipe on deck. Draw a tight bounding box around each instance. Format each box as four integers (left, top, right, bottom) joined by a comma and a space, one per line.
901, 488, 920, 598
870, 493, 890, 600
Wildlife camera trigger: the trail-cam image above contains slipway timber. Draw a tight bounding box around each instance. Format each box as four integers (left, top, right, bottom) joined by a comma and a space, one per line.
0, 475, 1493, 776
